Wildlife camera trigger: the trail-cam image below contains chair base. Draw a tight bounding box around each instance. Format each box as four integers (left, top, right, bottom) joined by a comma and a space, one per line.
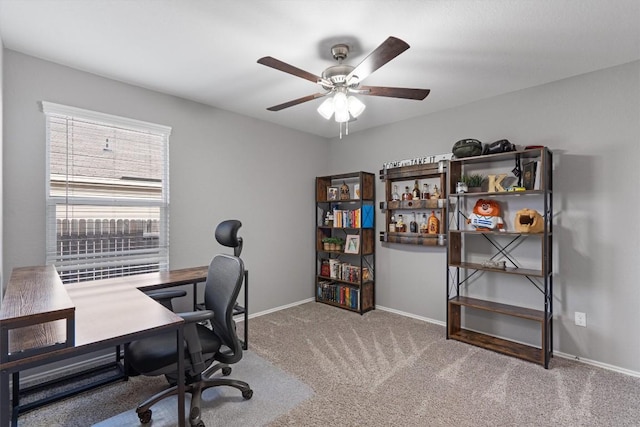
135, 367, 252, 427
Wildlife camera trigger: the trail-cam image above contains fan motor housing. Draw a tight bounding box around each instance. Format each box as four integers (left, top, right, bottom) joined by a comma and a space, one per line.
321, 64, 358, 90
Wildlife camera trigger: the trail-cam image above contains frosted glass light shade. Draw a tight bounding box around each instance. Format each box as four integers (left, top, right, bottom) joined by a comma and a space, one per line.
333, 92, 349, 123
347, 96, 366, 118
317, 92, 366, 126
317, 97, 334, 120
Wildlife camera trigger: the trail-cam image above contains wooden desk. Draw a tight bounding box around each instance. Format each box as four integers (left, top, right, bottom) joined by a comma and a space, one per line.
1, 265, 75, 363
0, 266, 208, 427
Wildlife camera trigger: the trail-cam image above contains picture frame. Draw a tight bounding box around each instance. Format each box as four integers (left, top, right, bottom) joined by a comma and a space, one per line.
522, 161, 538, 190
328, 186, 339, 201
344, 234, 360, 254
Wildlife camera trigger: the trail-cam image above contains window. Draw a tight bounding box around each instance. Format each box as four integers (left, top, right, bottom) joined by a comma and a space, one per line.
43, 102, 171, 283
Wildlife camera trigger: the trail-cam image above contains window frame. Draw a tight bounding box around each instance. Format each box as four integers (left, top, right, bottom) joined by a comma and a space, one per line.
42, 101, 171, 283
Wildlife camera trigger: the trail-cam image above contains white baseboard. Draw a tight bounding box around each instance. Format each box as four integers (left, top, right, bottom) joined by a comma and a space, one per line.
237, 297, 314, 321
376, 304, 446, 327
553, 351, 640, 378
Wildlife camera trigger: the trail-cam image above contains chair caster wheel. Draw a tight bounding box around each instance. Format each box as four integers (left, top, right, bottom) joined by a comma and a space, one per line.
242, 389, 253, 399
222, 366, 232, 376
138, 409, 152, 424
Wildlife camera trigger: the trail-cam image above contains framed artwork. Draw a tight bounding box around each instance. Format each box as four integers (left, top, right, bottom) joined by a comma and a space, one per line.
328, 187, 339, 201
344, 234, 360, 254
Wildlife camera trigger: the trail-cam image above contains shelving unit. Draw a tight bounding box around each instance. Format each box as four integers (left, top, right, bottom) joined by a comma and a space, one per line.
379, 161, 448, 246
446, 147, 553, 367
315, 172, 375, 314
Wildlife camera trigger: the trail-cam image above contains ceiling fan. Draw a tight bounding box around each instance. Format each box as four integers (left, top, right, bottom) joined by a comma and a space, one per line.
257, 36, 430, 136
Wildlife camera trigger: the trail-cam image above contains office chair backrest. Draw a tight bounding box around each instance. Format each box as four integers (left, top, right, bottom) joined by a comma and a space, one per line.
215, 219, 243, 257
204, 254, 245, 364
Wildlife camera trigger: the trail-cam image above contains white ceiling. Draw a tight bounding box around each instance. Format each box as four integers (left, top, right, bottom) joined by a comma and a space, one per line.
1, 0, 639, 139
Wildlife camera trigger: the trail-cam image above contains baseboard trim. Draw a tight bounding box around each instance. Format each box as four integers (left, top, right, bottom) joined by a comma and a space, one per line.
553, 351, 640, 378
238, 297, 315, 321
376, 304, 446, 327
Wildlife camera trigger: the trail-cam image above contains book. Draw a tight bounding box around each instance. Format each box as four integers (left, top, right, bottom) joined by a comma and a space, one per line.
522, 161, 538, 190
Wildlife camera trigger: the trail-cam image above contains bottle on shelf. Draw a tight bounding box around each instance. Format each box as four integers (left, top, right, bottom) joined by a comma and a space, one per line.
396, 214, 405, 232
432, 185, 441, 199
391, 185, 400, 201
420, 213, 429, 233
427, 211, 440, 234
389, 213, 396, 232
421, 183, 430, 199
402, 186, 412, 200
412, 180, 421, 200
410, 212, 418, 233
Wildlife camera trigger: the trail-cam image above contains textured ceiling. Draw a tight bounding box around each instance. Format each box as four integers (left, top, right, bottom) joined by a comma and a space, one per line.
1, 0, 639, 138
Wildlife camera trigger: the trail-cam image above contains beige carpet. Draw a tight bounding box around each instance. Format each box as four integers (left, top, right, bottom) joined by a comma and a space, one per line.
250, 302, 640, 427
15, 301, 640, 426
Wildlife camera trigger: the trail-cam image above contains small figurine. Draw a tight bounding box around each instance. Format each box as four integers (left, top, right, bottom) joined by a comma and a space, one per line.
339, 181, 350, 200
514, 208, 544, 233
467, 199, 504, 231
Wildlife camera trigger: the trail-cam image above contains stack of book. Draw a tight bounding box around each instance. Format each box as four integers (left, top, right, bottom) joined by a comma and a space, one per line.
331, 205, 373, 228
317, 280, 360, 310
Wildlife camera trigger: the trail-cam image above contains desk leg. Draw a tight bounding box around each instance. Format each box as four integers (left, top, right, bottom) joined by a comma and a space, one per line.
177, 326, 185, 427
243, 270, 248, 350
1, 368, 9, 427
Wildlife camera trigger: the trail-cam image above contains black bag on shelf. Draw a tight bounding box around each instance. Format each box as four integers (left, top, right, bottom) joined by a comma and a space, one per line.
452, 139, 483, 158
482, 139, 516, 155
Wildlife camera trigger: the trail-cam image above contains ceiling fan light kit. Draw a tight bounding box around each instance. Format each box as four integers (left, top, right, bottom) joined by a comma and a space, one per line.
258, 36, 430, 138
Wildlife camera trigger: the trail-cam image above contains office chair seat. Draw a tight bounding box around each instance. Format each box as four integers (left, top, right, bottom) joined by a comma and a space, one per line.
127, 324, 222, 377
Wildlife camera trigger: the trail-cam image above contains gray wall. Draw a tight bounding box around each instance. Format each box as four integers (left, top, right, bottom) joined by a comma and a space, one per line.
2, 49, 328, 313
3, 47, 640, 374
328, 60, 640, 373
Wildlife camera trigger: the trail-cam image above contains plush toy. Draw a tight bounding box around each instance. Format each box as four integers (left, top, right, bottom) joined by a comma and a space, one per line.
467, 199, 504, 231
514, 208, 544, 233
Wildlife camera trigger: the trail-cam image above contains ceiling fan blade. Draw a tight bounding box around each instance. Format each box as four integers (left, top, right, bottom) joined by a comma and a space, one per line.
266, 93, 328, 111
346, 36, 410, 83
359, 86, 430, 100
258, 56, 324, 84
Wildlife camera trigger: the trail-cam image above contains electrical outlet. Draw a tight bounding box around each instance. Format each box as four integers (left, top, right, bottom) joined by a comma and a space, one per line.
575, 312, 587, 327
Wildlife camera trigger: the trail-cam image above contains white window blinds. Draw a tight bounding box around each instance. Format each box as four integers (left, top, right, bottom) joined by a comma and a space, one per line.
43, 102, 171, 283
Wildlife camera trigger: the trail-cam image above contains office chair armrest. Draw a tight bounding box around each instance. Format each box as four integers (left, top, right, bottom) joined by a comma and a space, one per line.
176, 310, 215, 375
145, 289, 187, 300
145, 289, 187, 310
178, 310, 215, 324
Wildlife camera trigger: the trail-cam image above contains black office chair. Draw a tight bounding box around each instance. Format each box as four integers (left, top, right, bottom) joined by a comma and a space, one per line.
126, 254, 253, 427
210, 219, 249, 349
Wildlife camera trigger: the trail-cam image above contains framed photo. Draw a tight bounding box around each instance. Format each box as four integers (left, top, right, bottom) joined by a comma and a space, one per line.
522, 161, 538, 190
344, 234, 360, 254
327, 186, 339, 201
